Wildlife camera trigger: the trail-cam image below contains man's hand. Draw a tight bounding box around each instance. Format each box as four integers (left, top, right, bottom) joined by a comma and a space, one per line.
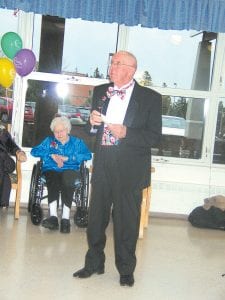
107, 124, 127, 139
16, 150, 27, 162
90, 110, 103, 126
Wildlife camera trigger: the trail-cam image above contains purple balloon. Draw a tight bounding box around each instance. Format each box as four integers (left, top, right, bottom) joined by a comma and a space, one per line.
13, 48, 36, 77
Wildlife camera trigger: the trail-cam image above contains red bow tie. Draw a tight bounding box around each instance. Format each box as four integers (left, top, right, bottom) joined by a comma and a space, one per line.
107, 81, 134, 100
110, 89, 126, 99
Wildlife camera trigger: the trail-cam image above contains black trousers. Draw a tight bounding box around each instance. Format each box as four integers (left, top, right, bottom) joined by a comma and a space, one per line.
85, 147, 142, 275
44, 170, 80, 208
0, 153, 16, 207
0, 174, 11, 207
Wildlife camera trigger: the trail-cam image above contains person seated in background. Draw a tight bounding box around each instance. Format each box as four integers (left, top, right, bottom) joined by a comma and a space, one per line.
0, 124, 27, 207
31, 116, 92, 233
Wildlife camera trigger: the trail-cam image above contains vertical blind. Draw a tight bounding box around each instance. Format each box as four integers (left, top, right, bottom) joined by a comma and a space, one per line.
0, 0, 225, 32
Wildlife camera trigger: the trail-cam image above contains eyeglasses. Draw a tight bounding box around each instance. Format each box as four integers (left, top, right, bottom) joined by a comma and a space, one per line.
54, 128, 67, 135
110, 61, 135, 68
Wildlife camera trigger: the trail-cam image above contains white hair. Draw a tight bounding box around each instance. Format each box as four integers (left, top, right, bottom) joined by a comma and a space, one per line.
50, 116, 71, 133
115, 50, 137, 69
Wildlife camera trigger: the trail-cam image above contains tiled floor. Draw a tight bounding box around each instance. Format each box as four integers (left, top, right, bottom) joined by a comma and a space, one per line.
1, 208, 225, 300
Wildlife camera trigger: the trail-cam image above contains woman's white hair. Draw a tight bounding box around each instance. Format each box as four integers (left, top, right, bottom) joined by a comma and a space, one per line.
50, 116, 71, 133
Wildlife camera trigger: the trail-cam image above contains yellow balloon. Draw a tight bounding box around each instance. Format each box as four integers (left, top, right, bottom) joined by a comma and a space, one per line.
0, 58, 16, 88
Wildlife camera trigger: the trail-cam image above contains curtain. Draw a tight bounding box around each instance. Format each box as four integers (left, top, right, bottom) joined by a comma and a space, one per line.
0, 0, 225, 32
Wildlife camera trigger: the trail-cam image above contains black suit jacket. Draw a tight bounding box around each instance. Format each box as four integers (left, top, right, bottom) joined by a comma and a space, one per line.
89, 80, 162, 190
0, 129, 20, 156
0, 128, 20, 206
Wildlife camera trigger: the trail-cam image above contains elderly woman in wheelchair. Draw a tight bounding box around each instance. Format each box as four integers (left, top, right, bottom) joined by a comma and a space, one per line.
30, 116, 91, 233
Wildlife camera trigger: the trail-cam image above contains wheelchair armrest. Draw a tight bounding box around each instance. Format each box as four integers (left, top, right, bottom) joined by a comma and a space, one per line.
79, 161, 87, 173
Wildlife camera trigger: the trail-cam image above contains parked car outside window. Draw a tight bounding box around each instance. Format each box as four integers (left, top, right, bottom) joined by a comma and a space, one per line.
0, 97, 35, 123
77, 107, 91, 122
162, 115, 186, 136
26, 101, 36, 113
56, 105, 85, 125
24, 104, 35, 123
0, 97, 13, 122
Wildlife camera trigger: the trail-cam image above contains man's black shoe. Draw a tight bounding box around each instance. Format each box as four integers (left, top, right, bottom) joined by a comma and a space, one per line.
42, 216, 59, 230
73, 267, 105, 278
120, 274, 134, 287
60, 219, 70, 233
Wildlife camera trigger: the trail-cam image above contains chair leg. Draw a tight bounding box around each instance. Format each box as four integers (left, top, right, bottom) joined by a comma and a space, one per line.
14, 185, 21, 219
144, 186, 151, 228
139, 187, 148, 239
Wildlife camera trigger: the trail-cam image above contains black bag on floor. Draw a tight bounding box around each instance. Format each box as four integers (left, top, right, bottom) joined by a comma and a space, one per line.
188, 206, 225, 230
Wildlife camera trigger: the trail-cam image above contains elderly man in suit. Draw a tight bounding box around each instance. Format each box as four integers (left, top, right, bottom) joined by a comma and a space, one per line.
73, 51, 162, 286
0, 125, 27, 207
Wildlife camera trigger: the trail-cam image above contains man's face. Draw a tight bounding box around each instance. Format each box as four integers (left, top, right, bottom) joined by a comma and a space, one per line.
109, 53, 136, 87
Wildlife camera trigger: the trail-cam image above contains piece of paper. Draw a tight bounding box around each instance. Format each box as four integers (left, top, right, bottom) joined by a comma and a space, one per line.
101, 114, 107, 123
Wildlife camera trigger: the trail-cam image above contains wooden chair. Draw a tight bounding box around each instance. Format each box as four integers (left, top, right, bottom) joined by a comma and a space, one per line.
6, 124, 22, 219
139, 167, 155, 239
9, 156, 22, 219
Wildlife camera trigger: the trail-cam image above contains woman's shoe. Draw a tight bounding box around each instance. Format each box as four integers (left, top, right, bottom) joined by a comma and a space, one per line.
60, 218, 70, 233
42, 216, 59, 230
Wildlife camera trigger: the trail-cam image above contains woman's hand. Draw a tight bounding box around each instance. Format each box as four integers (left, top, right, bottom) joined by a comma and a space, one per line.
51, 154, 67, 168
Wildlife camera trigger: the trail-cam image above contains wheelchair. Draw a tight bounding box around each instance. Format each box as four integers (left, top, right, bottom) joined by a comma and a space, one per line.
28, 160, 90, 228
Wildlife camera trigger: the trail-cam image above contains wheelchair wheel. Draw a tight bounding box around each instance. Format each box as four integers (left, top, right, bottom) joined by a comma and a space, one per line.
80, 165, 89, 209
31, 203, 43, 225
74, 207, 88, 228
74, 164, 89, 228
28, 161, 44, 225
28, 163, 38, 212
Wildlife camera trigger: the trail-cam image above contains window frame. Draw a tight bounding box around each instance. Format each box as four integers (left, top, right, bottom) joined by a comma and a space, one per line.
10, 12, 225, 169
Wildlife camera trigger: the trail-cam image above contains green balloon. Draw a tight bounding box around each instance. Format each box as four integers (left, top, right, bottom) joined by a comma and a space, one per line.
1, 32, 23, 60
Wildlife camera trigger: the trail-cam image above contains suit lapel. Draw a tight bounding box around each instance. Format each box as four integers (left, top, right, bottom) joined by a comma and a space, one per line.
101, 97, 110, 115
123, 82, 139, 127
100, 84, 112, 115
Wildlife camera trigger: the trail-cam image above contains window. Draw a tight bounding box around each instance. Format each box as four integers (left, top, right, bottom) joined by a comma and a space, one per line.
32, 16, 218, 92
127, 27, 217, 91
152, 95, 205, 159
22, 79, 97, 151
213, 98, 225, 164
0, 8, 18, 127
23, 14, 212, 163
32, 16, 118, 78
